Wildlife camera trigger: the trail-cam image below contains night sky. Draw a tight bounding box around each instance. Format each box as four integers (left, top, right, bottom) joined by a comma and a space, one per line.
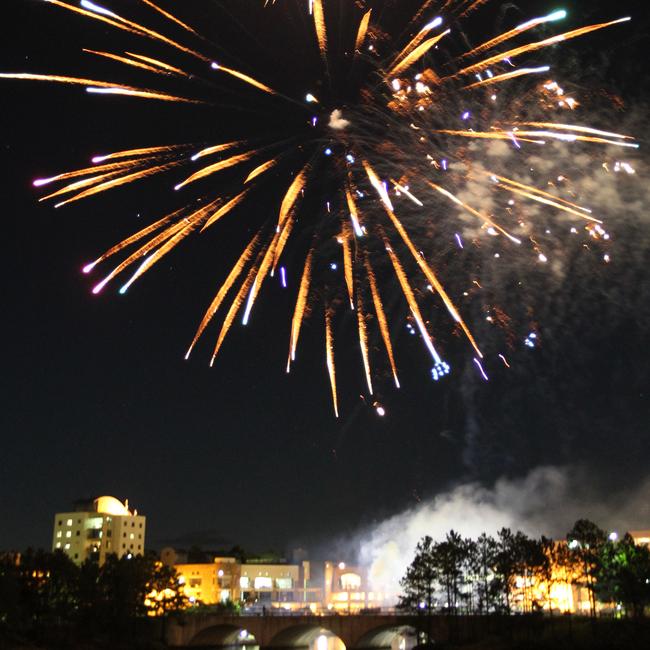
1, 0, 648, 555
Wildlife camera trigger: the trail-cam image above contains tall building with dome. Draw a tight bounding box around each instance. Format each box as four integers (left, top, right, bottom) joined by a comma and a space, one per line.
52, 495, 146, 566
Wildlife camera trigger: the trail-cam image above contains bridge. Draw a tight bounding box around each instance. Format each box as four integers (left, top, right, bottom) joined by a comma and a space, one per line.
165, 613, 514, 648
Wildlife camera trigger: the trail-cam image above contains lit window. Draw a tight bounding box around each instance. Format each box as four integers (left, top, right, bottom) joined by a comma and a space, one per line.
240, 577, 250, 589
56, 531, 62, 538
340, 573, 362, 590
66, 519, 73, 526
56, 542, 61, 549
254, 577, 273, 589
130, 533, 134, 539
66, 531, 72, 538
64, 543, 70, 550
276, 578, 293, 589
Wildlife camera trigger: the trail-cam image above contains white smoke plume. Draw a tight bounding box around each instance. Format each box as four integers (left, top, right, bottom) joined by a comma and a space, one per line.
356, 466, 650, 600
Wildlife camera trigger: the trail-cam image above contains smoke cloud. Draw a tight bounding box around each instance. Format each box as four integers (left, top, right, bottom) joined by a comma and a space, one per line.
355, 466, 650, 598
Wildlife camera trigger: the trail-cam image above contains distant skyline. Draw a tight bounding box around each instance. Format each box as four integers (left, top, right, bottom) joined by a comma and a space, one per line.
1, 0, 648, 553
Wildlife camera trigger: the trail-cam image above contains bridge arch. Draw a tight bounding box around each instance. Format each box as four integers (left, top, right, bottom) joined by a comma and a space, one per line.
189, 623, 259, 648
268, 624, 346, 650
353, 624, 420, 650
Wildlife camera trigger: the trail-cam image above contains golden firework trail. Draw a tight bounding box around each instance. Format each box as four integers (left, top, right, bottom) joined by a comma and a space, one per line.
83, 208, 184, 275
186, 232, 261, 360
453, 17, 631, 78
356, 289, 374, 396
175, 151, 258, 190
278, 163, 310, 228
210, 62, 278, 96
341, 225, 355, 310
325, 308, 339, 418
54, 160, 185, 208
365, 254, 400, 389
462, 65, 551, 90
460, 10, 567, 59
383, 233, 444, 366
390, 16, 443, 69
140, 0, 199, 36
345, 186, 364, 237
126, 52, 188, 76
6, 0, 637, 413
245, 157, 280, 184
84, 49, 164, 75
312, 0, 329, 74
287, 249, 314, 371
210, 252, 264, 367
388, 30, 450, 78
355, 9, 372, 53
490, 174, 594, 215
0, 73, 199, 103
492, 177, 602, 224
202, 188, 252, 231
426, 180, 522, 245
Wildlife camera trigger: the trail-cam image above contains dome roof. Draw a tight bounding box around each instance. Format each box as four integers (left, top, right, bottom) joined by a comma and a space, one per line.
94, 495, 131, 516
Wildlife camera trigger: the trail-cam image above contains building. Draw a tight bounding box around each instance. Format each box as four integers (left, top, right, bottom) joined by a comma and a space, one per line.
52, 495, 146, 566
630, 530, 650, 547
324, 562, 386, 613
175, 557, 240, 605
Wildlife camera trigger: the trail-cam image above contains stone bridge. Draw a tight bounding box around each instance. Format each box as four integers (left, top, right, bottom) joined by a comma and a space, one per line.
166, 613, 509, 648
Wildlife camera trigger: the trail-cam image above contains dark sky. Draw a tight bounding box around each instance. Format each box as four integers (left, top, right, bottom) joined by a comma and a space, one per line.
1, 0, 648, 555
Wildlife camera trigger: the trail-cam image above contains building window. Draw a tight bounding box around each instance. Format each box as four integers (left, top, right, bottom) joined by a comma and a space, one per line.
76, 531, 80, 536
123, 532, 127, 538
58, 520, 62, 526
340, 573, 362, 590
137, 545, 141, 550
66, 519, 73, 526
66, 531, 72, 538
122, 544, 126, 549
240, 577, 250, 589
56, 542, 61, 549
64, 543, 70, 550
129, 533, 134, 540
56, 531, 62, 538
139, 523, 143, 528
74, 554, 78, 559
130, 544, 134, 549
254, 577, 273, 589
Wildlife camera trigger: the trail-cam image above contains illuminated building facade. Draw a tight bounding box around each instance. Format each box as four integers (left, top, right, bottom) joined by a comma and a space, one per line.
324, 561, 386, 613
51, 495, 146, 566
175, 557, 240, 605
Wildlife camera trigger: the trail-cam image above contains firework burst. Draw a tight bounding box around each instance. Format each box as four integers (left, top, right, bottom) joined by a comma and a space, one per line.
2, 0, 637, 416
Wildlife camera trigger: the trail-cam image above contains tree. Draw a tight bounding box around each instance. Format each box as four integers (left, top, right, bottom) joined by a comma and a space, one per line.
399, 536, 438, 644
145, 560, 188, 617
433, 531, 467, 614
566, 519, 606, 617
470, 534, 500, 614
598, 533, 650, 618
493, 528, 520, 613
